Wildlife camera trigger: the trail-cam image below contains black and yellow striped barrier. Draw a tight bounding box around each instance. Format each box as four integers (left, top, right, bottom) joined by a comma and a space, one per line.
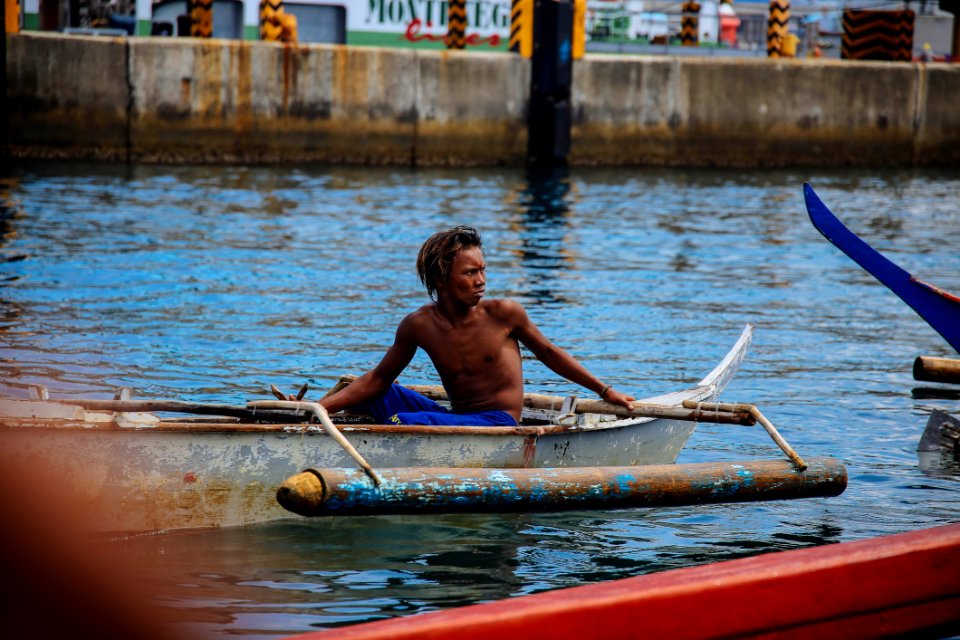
5, 0, 19, 33
841, 10, 914, 61
260, 0, 297, 42
767, 0, 790, 57
189, 0, 213, 38
512, 0, 584, 59
510, 0, 533, 56
446, 0, 467, 49
680, 1, 701, 47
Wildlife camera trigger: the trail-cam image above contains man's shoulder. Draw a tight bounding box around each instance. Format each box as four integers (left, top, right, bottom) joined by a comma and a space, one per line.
480, 298, 526, 320
401, 303, 437, 325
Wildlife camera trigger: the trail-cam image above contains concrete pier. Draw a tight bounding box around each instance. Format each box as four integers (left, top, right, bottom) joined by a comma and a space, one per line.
6, 32, 959, 166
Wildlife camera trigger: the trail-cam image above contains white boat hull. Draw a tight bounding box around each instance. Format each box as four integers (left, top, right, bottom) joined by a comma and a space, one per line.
0, 325, 753, 533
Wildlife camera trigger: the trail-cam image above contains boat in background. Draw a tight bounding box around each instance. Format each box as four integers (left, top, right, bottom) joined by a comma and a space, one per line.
804, 183, 960, 355
0, 324, 753, 533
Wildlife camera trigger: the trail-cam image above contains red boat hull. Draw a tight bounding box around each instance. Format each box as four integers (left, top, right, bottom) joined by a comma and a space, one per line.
299, 522, 960, 639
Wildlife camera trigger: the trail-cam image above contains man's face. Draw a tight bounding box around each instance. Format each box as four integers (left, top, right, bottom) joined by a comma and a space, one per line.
438, 246, 486, 306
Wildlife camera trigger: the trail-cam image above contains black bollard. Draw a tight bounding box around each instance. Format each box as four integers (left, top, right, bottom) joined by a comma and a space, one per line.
527, 0, 573, 168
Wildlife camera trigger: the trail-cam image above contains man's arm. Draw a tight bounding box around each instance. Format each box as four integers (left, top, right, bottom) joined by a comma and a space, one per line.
506, 300, 636, 408
320, 316, 419, 414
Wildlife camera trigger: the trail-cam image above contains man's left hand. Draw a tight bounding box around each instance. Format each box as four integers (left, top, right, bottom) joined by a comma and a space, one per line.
605, 388, 636, 410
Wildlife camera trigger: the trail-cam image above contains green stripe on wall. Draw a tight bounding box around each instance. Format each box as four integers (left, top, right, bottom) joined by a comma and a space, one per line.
347, 30, 509, 51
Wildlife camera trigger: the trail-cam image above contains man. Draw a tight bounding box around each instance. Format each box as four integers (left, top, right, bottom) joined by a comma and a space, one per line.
319, 226, 636, 426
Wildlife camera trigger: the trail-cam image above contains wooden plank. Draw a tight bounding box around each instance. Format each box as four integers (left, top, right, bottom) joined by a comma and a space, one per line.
290, 523, 960, 640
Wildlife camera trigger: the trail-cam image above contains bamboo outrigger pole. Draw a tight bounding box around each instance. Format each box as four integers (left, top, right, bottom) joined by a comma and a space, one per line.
248, 400, 383, 486
683, 400, 807, 472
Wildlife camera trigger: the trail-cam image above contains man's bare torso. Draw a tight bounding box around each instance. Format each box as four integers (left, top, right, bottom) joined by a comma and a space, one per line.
405, 299, 525, 421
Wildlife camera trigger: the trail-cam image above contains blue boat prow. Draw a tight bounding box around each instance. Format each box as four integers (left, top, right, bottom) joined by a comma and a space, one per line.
804, 183, 960, 355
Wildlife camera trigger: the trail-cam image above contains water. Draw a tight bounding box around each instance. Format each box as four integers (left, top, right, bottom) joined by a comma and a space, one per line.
1, 162, 959, 638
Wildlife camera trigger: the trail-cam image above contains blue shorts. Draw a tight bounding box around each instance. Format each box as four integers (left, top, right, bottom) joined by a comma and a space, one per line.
357, 384, 518, 426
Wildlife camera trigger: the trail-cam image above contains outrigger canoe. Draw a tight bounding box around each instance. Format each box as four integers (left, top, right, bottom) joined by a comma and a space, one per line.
804, 183, 960, 354
0, 324, 753, 533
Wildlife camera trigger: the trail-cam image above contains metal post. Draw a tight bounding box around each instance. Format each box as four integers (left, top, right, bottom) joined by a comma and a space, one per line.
767, 0, 789, 57
681, 1, 700, 46
446, 0, 466, 49
189, 0, 212, 37
509, 0, 533, 56
528, 0, 573, 168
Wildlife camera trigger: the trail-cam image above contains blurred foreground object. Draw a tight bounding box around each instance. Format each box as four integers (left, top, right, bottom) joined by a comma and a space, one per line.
0, 453, 194, 640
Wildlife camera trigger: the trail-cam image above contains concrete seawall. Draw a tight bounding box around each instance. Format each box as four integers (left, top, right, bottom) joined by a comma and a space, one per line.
7, 32, 959, 167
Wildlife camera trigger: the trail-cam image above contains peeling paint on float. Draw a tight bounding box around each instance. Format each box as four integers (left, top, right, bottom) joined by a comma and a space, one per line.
284, 458, 847, 517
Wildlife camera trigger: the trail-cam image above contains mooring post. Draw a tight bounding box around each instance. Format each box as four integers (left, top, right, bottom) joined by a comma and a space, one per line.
446, 0, 466, 49
767, 0, 789, 57
527, 0, 573, 168
188, 0, 213, 37
681, 1, 701, 46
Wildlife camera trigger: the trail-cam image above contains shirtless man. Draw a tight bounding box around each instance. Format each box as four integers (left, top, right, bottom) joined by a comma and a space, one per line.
319, 226, 636, 426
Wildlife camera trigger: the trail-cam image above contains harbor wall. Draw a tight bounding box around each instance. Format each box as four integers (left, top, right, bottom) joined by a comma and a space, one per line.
6, 32, 960, 167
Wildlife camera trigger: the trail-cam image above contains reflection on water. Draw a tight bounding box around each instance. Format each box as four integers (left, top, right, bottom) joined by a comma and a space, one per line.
1, 162, 959, 638
506, 166, 576, 307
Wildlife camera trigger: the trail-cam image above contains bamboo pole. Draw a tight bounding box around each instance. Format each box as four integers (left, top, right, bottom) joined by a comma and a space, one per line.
247, 400, 382, 486
684, 400, 807, 471
913, 356, 960, 385
59, 399, 300, 421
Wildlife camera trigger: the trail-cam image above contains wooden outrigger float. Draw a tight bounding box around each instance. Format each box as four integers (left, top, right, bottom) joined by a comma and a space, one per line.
276, 458, 846, 517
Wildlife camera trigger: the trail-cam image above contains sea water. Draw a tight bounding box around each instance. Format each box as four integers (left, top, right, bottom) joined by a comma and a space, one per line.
1, 162, 958, 638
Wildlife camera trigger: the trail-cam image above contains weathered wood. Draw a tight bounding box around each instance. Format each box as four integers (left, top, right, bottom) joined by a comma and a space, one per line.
918, 410, 960, 456
248, 400, 382, 485
55, 399, 305, 422
276, 457, 847, 517
913, 356, 960, 385
684, 400, 808, 471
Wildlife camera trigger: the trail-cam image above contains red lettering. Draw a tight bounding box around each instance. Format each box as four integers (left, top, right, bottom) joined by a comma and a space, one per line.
403, 19, 503, 48
404, 19, 445, 42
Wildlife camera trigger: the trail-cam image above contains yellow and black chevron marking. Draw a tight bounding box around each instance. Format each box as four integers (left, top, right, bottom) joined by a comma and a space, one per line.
841, 10, 914, 61
767, 0, 790, 57
189, 0, 213, 38
5, 0, 20, 33
680, 1, 701, 46
446, 0, 467, 49
510, 0, 533, 57
260, 0, 297, 42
